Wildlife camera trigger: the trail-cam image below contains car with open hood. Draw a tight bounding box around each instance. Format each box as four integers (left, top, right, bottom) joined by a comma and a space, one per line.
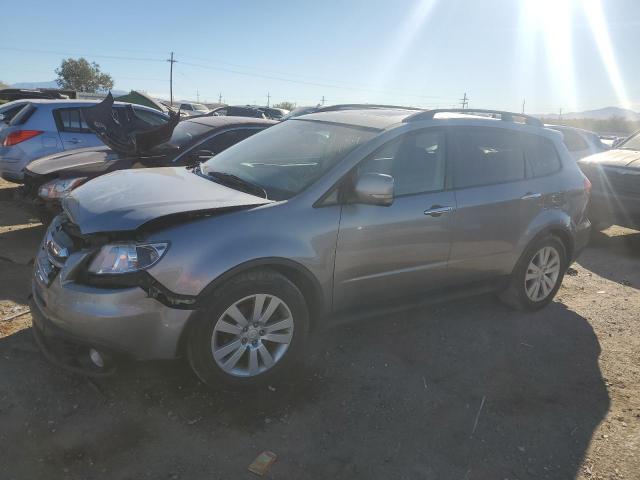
23, 94, 276, 222
0, 96, 169, 183
31, 106, 591, 389
578, 129, 640, 229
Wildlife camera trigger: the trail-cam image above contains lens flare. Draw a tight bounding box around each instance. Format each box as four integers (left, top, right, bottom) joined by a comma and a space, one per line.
582, 0, 631, 110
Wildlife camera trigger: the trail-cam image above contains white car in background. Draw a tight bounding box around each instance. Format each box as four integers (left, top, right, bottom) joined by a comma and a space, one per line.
179, 102, 210, 116
547, 124, 609, 161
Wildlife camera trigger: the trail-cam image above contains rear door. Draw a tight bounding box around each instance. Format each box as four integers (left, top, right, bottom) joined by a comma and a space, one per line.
447, 126, 541, 282
54, 108, 103, 150
333, 128, 456, 310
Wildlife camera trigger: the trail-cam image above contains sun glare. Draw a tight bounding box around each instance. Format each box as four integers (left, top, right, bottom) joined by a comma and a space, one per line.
519, 0, 629, 112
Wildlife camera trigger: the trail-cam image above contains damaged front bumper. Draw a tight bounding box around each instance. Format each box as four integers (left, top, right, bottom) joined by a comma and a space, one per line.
32, 216, 194, 360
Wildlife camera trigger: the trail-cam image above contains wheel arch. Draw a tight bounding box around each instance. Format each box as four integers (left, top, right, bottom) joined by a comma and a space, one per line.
177, 258, 326, 356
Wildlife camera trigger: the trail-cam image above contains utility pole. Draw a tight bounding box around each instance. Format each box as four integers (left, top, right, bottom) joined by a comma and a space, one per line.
559, 108, 563, 122
196, 90, 200, 103
267, 92, 270, 107
218, 92, 222, 103
167, 52, 177, 106
522, 99, 525, 114
321, 95, 325, 106
460, 92, 469, 109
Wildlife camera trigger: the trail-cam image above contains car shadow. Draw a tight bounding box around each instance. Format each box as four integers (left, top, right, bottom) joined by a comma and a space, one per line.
0, 296, 609, 479
578, 228, 640, 289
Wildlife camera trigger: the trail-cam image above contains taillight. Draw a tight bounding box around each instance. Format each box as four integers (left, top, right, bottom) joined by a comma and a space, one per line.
2, 130, 44, 147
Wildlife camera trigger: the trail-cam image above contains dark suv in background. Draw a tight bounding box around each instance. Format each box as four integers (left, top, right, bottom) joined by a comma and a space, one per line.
32, 107, 591, 388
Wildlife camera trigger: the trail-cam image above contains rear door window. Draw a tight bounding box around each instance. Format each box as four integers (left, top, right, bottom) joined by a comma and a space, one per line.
451, 127, 525, 188
55, 108, 91, 133
523, 134, 561, 177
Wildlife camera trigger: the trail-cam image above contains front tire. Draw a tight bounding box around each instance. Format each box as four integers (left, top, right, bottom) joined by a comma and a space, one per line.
499, 236, 567, 311
187, 269, 310, 389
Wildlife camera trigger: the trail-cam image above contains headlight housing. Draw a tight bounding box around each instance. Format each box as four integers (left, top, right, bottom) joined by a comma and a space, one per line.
88, 243, 169, 275
38, 177, 88, 199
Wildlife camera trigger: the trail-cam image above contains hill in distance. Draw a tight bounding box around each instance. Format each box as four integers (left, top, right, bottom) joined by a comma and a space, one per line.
538, 106, 640, 121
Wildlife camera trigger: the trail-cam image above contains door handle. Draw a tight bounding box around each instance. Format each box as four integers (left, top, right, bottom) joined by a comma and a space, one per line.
66, 138, 81, 144
424, 205, 453, 217
521, 192, 542, 200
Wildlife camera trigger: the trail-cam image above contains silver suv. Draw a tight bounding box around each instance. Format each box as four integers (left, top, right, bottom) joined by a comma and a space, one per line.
31, 107, 591, 388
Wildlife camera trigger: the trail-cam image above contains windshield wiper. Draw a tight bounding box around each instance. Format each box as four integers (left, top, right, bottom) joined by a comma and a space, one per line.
203, 169, 268, 199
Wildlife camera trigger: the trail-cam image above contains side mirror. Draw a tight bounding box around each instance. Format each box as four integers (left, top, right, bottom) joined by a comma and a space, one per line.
353, 173, 394, 206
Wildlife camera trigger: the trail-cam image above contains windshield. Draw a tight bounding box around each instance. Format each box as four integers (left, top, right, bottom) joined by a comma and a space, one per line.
618, 131, 640, 151
201, 119, 377, 200
192, 104, 208, 111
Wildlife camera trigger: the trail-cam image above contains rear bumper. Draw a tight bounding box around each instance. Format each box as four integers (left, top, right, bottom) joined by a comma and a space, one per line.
572, 217, 591, 262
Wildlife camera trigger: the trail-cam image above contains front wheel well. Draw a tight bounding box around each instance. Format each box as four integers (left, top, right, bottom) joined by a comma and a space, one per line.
177, 262, 324, 356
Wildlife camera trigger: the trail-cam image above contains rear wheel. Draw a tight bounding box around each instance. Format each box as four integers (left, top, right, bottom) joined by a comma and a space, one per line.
187, 269, 309, 389
499, 236, 567, 311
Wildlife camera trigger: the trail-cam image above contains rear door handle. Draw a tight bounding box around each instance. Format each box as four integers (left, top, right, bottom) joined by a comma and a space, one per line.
66, 138, 81, 144
424, 205, 453, 217
521, 192, 542, 200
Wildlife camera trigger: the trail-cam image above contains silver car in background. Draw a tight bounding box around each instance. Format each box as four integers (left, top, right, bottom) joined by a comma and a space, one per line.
547, 124, 609, 161
32, 106, 591, 388
0, 99, 168, 182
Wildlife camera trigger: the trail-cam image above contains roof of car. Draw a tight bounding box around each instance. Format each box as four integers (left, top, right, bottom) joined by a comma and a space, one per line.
186, 116, 277, 128
299, 108, 418, 129
298, 107, 534, 130
22, 99, 165, 111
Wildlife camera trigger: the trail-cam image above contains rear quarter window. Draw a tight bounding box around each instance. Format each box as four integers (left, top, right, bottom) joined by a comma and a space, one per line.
523, 134, 562, 177
451, 127, 526, 189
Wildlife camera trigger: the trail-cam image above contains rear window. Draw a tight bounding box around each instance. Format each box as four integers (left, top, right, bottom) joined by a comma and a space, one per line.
9, 103, 36, 126
452, 127, 526, 188
523, 134, 561, 177
0, 103, 28, 123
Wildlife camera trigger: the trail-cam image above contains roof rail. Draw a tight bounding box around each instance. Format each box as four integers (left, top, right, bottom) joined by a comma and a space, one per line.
316, 103, 423, 113
403, 108, 544, 127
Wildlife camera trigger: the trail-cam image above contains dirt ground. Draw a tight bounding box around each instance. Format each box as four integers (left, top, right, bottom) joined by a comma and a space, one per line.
0, 177, 638, 480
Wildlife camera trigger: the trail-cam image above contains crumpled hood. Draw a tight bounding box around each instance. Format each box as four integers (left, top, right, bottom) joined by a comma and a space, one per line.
578, 149, 640, 169
62, 167, 273, 234
26, 146, 126, 176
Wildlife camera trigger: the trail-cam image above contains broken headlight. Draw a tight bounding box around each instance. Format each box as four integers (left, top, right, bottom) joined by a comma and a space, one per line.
38, 177, 88, 199
88, 243, 169, 275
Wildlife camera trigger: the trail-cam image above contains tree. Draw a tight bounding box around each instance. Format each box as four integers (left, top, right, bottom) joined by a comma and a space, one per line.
0, 80, 9, 90
274, 101, 296, 111
55, 58, 114, 92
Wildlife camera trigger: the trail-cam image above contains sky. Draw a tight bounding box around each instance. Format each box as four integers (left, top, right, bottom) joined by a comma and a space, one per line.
1, 0, 639, 113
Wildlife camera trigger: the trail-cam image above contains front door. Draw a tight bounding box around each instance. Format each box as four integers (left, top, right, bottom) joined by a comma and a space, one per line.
333, 128, 456, 311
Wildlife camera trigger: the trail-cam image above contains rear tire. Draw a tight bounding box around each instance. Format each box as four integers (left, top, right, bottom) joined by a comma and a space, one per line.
499, 235, 567, 311
187, 269, 310, 389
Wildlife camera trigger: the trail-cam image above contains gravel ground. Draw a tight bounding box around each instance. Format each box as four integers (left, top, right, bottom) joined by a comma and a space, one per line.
0, 178, 638, 480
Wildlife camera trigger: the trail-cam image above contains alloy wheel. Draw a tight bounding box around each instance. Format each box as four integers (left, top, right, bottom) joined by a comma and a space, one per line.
524, 246, 561, 302
211, 294, 294, 377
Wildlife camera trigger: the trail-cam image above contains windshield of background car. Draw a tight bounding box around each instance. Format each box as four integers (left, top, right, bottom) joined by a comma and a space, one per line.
202, 119, 377, 200
619, 131, 640, 151
150, 120, 211, 153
